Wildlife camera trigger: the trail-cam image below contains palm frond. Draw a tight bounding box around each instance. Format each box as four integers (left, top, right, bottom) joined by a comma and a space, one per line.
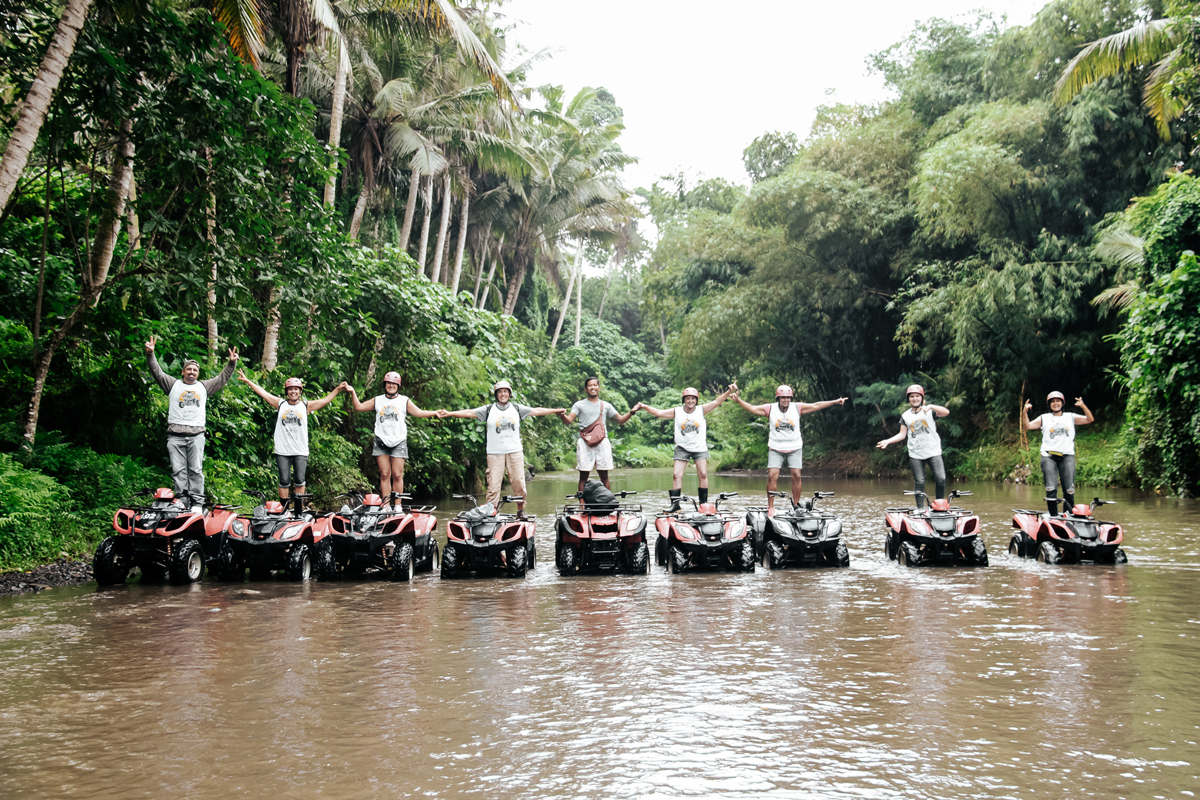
1091, 281, 1140, 310
1143, 45, 1187, 139
1054, 18, 1178, 105
210, 0, 265, 69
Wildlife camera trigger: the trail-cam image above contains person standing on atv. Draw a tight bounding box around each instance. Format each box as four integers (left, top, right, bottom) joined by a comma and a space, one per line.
346, 372, 439, 505
1022, 391, 1094, 516
437, 381, 565, 517
559, 377, 638, 492
144, 335, 238, 503
238, 372, 348, 503
634, 383, 737, 511
734, 385, 847, 511
876, 384, 950, 509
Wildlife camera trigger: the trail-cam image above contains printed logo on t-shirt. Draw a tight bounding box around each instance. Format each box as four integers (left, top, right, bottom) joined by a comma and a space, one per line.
1046, 421, 1071, 442
280, 407, 304, 427
680, 419, 701, 435
178, 390, 201, 409
909, 418, 933, 437
378, 406, 400, 424
494, 417, 518, 434
774, 417, 796, 433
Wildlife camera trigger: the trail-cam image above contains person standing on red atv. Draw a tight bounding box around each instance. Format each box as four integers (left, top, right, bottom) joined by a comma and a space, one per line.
437, 380, 564, 517
144, 335, 238, 503
635, 383, 737, 511
346, 372, 439, 505
734, 385, 847, 511
876, 384, 950, 509
238, 371, 347, 502
1022, 391, 1094, 516
559, 377, 638, 492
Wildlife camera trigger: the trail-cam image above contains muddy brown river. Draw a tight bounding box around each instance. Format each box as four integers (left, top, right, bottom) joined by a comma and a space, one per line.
1, 469, 1197, 799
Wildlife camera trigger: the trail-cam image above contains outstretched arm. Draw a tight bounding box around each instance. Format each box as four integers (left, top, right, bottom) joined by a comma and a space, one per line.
407, 399, 439, 419
876, 424, 908, 449
798, 397, 848, 415
307, 382, 347, 413
437, 408, 477, 419
701, 384, 737, 415
635, 403, 675, 420
238, 370, 281, 409
735, 396, 770, 417
530, 407, 566, 417
1022, 401, 1040, 431
1074, 398, 1094, 426
613, 405, 637, 425
346, 385, 375, 412
559, 409, 578, 425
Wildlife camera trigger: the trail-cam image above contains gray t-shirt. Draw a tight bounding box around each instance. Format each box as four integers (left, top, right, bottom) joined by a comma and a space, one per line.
570, 399, 617, 437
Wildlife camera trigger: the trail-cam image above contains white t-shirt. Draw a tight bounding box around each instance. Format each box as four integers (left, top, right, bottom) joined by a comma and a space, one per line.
374, 394, 408, 447
902, 407, 942, 460
167, 380, 207, 428
1038, 412, 1082, 456
274, 400, 309, 456
674, 406, 707, 451
476, 402, 534, 455
767, 403, 802, 452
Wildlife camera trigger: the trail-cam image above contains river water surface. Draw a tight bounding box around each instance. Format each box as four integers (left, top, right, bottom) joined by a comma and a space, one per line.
1, 469, 1197, 799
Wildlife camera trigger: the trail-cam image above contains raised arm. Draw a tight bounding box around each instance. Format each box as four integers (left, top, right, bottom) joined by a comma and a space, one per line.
238, 370, 280, 409
735, 395, 770, 417
701, 384, 737, 415
798, 397, 848, 415
1022, 401, 1040, 431
346, 385, 375, 412
635, 403, 675, 420
201, 348, 239, 395
144, 339, 175, 394
307, 382, 347, 413
876, 424, 909, 449
1074, 397, 1094, 426
407, 399, 438, 419
927, 404, 950, 418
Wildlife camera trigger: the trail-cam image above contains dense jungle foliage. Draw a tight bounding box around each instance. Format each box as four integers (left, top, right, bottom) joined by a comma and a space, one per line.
2, 0, 1199, 568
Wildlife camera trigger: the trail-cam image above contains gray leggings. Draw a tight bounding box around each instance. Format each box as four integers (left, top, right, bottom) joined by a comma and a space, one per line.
276, 454, 309, 488
909, 455, 946, 508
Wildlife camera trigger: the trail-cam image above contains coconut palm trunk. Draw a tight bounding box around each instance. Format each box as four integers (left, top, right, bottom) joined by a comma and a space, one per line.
479, 239, 501, 308
323, 42, 349, 207
400, 168, 420, 250
0, 0, 92, 213
449, 190, 470, 294
549, 239, 584, 349
348, 180, 370, 240
430, 172, 452, 283
472, 243, 488, 304
573, 246, 584, 347
417, 175, 433, 271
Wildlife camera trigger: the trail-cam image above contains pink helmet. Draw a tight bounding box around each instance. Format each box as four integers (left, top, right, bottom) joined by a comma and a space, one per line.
682, 387, 699, 399
906, 384, 924, 398
1047, 391, 1065, 402
382, 371, 401, 385
492, 380, 513, 394
775, 385, 794, 399
284, 377, 303, 389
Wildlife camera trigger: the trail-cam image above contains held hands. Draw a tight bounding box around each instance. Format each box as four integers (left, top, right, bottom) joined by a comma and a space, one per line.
632, 402, 643, 413
435, 409, 449, 419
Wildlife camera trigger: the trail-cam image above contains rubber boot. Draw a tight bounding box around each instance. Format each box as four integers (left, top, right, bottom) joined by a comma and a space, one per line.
667, 489, 681, 513
698, 488, 709, 505
1046, 495, 1059, 516
1064, 492, 1075, 514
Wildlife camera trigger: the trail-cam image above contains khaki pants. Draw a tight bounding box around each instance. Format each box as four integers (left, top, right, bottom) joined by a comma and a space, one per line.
486, 451, 527, 508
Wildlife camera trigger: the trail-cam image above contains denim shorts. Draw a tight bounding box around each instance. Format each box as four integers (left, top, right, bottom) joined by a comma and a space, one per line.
372, 437, 408, 459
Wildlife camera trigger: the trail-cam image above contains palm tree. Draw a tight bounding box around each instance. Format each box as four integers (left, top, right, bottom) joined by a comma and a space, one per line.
1054, 16, 1186, 139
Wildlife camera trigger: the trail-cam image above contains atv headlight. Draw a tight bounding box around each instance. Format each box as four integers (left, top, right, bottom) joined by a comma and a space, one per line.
726, 521, 745, 539
232, 520, 245, 536
280, 525, 303, 541
826, 520, 842, 536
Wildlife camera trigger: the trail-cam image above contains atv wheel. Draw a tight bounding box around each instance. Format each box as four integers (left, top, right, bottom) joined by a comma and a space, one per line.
139, 563, 167, 583
969, 537, 989, 567
389, 542, 414, 582
655, 537, 666, 567
440, 543, 459, 578
213, 544, 244, 582
285, 544, 312, 581
507, 544, 527, 578
1113, 547, 1128, 565
833, 540, 850, 567
629, 541, 650, 575
557, 544, 578, 576
93, 537, 131, 586
425, 542, 441, 573
314, 541, 339, 581
669, 544, 688, 574
526, 539, 537, 570
1036, 540, 1061, 565
738, 538, 756, 573
169, 539, 205, 584
1008, 535, 1025, 558
767, 541, 785, 570
884, 530, 897, 561
897, 541, 922, 568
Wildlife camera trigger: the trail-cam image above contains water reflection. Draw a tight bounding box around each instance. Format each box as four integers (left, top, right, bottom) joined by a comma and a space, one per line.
0, 470, 1197, 798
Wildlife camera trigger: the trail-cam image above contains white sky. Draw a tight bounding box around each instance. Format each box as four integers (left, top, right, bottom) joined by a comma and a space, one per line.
499, 0, 1053, 193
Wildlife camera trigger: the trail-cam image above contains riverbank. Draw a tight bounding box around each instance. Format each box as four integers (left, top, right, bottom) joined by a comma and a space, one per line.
0, 558, 92, 596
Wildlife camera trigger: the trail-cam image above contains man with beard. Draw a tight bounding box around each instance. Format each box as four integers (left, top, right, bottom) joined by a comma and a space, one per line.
559, 377, 638, 492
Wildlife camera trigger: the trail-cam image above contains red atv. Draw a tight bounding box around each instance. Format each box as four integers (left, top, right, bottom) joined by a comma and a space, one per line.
311, 491, 439, 582
216, 492, 327, 581
441, 494, 535, 579
1010, 498, 1127, 565
884, 490, 987, 567
654, 491, 753, 573
94, 488, 241, 585
749, 490, 849, 569
555, 483, 649, 575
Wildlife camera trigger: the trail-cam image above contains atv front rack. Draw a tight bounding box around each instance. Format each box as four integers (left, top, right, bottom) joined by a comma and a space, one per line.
557, 503, 642, 515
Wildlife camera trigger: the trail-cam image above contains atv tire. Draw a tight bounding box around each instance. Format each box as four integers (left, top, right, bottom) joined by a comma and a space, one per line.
169, 539, 205, 584
767, 541, 785, 570
884, 530, 898, 561
440, 543, 459, 578
314, 541, 339, 581
213, 543, 244, 582
655, 537, 666, 567
1113, 547, 1128, 564
389, 542, 414, 582
286, 543, 313, 581
629, 541, 649, 575
1008, 535, 1025, 558
738, 538, 756, 573
423, 541, 441, 573
557, 544, 578, 576
507, 544, 527, 578
1036, 540, 1061, 565
526, 539, 536, 570
669, 544, 688, 574
833, 540, 850, 567
93, 537, 131, 586
969, 537, 989, 567
897, 541, 922, 568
